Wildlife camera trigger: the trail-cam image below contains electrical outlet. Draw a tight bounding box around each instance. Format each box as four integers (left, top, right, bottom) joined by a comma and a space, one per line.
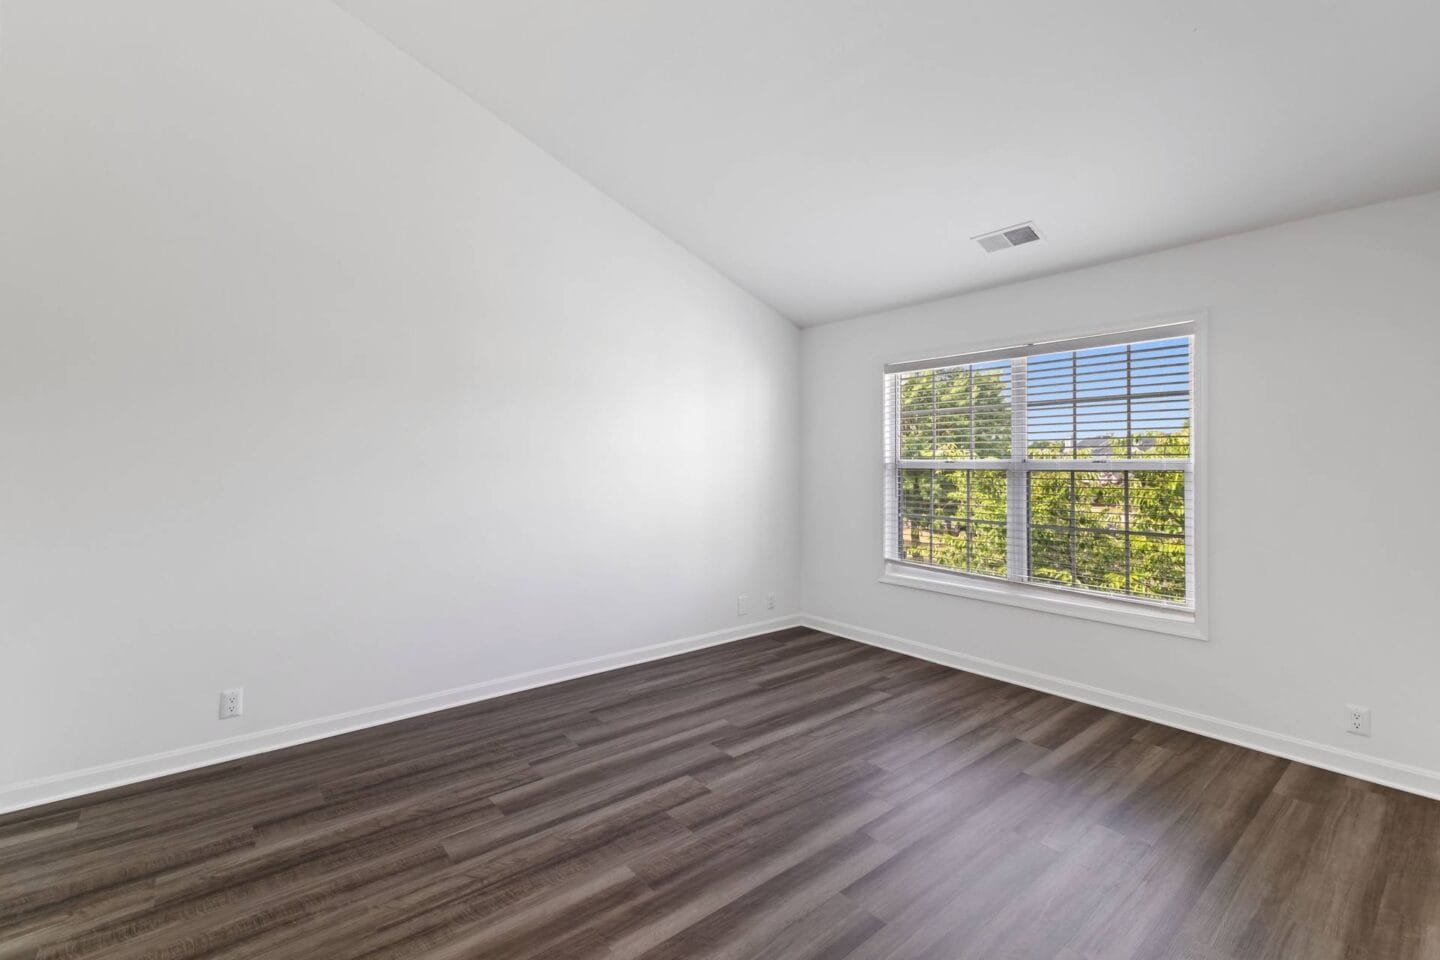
737, 594, 749, 617
766, 592, 776, 611
1345, 704, 1370, 737
219, 688, 244, 720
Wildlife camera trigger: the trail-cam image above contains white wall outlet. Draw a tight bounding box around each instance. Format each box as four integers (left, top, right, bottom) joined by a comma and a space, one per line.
219, 688, 244, 720
766, 592, 776, 611
737, 594, 749, 617
1345, 704, 1370, 737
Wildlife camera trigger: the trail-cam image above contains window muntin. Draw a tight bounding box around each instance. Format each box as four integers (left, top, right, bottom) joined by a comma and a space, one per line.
884, 324, 1195, 610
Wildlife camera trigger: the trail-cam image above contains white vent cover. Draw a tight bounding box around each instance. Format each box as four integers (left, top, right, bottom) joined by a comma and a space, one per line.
974, 222, 1042, 252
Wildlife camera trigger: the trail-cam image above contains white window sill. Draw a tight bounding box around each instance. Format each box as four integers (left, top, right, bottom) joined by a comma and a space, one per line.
879, 562, 1205, 641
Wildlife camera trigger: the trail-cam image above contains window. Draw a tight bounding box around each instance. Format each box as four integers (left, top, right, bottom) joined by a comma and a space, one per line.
883, 321, 1195, 614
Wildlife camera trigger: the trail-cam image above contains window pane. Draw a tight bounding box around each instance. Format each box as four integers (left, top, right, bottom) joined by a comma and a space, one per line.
970, 362, 1013, 460
971, 521, 1008, 577
1129, 534, 1187, 601
929, 518, 967, 570
1028, 471, 1071, 527
1073, 471, 1126, 531
1027, 469, 1187, 603
898, 467, 934, 564
898, 369, 935, 459
898, 467, 934, 518
899, 516, 930, 564
1129, 470, 1185, 535
1026, 338, 1190, 460
971, 469, 1008, 523
896, 362, 1011, 460
1075, 532, 1127, 594
895, 468, 1007, 578
1028, 526, 1072, 586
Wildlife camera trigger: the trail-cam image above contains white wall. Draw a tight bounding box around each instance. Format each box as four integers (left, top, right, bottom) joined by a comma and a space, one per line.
801, 191, 1440, 795
0, 0, 799, 807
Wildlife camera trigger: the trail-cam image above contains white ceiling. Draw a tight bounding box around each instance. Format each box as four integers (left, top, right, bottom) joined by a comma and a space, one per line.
336, 0, 1440, 325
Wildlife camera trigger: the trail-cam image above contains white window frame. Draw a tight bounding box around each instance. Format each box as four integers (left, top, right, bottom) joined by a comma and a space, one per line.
880, 313, 1207, 641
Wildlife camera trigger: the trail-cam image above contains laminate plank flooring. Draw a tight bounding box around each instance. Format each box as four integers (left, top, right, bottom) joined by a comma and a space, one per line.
2, 628, 1437, 959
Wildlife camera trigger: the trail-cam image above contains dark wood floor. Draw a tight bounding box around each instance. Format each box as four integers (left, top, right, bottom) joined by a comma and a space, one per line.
3, 628, 1438, 960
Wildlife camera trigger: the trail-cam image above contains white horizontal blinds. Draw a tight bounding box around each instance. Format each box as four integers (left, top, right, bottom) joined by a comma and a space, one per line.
894, 359, 1013, 461
896, 468, 1009, 576
1021, 334, 1192, 605
890, 358, 1013, 577
1026, 469, 1188, 603
1025, 337, 1191, 461
883, 323, 1195, 610
882, 374, 902, 568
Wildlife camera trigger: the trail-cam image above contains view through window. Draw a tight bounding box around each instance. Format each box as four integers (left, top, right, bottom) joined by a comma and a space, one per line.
884, 322, 1195, 607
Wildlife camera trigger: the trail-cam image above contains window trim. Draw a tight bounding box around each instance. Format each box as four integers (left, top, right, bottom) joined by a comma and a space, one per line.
879, 311, 1208, 641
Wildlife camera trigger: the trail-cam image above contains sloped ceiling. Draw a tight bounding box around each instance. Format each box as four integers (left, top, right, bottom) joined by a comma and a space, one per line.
336, 0, 1440, 324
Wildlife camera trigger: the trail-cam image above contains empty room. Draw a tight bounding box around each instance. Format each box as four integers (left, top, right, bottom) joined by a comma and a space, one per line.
4, 1, 1440, 957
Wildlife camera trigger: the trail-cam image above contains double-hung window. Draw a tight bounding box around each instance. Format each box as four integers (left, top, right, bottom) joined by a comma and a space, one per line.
883, 321, 1196, 619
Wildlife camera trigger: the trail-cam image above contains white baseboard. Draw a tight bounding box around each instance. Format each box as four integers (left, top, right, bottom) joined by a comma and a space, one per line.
10, 610, 1438, 815
802, 614, 1440, 802
0, 615, 802, 815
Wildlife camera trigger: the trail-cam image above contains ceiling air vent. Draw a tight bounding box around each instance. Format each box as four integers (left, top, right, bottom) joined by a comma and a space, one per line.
974, 222, 1042, 253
